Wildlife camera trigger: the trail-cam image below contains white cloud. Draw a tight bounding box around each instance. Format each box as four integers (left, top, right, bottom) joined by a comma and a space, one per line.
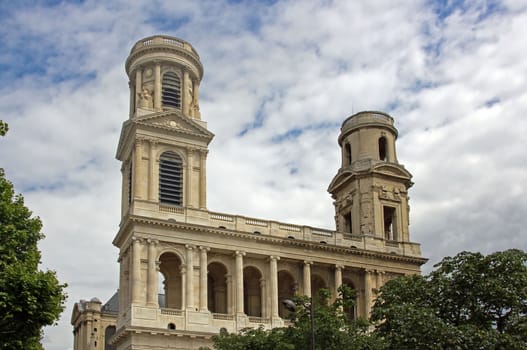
1, 1, 526, 349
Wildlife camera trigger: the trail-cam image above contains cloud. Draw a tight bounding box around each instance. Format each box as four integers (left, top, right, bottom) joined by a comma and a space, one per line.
0, 1, 526, 349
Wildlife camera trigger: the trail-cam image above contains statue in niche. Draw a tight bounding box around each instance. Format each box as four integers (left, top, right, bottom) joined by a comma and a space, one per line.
138, 87, 153, 109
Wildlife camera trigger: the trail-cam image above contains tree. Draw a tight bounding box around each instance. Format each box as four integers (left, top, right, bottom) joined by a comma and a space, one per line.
208, 286, 384, 350
0, 123, 67, 349
371, 249, 527, 350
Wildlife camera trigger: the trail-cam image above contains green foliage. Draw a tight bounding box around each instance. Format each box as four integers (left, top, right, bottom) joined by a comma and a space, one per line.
0, 120, 7, 136
0, 168, 67, 349
209, 286, 384, 350
371, 249, 527, 350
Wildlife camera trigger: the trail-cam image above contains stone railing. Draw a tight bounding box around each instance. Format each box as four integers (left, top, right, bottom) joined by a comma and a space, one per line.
130, 35, 200, 58
160, 308, 183, 316
212, 313, 234, 321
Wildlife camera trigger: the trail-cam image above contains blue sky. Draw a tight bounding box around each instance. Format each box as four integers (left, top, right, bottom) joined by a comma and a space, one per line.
1, 1, 527, 349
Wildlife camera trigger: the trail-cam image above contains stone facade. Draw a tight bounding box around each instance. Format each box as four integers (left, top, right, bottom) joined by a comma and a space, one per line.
71, 35, 426, 350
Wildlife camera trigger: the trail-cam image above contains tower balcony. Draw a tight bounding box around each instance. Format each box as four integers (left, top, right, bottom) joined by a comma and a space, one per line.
129, 35, 200, 58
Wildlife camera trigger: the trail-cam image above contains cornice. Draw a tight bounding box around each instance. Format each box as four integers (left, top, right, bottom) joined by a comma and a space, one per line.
116, 215, 427, 266
125, 45, 203, 80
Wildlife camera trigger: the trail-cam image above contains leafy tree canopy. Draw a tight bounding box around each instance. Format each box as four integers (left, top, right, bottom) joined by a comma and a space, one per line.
371, 249, 527, 350
208, 286, 384, 350
0, 123, 67, 350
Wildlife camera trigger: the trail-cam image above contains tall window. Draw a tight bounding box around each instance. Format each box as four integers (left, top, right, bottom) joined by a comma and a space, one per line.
383, 206, 397, 240
159, 152, 183, 206
104, 326, 116, 350
343, 212, 352, 233
162, 72, 181, 108
345, 143, 352, 165
378, 137, 387, 161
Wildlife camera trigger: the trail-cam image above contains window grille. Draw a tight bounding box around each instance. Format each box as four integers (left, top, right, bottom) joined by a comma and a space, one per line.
159, 152, 183, 206
162, 72, 181, 108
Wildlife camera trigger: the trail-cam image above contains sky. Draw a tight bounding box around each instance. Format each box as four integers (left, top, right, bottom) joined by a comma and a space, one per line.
0, 0, 526, 348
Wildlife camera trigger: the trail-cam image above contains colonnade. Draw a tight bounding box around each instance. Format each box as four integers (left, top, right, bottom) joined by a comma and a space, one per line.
124, 238, 386, 319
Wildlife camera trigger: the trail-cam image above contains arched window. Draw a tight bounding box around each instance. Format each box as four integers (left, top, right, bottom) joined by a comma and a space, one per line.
208, 262, 228, 314
104, 326, 116, 350
244, 266, 262, 317
159, 152, 183, 206
278, 271, 296, 318
378, 137, 387, 161
162, 72, 181, 108
342, 279, 358, 321
159, 252, 183, 309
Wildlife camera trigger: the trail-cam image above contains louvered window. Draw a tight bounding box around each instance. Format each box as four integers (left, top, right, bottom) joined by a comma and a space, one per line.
162, 72, 181, 108
159, 152, 183, 206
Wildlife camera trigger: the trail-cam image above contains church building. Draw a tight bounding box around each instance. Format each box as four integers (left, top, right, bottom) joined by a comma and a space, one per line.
71, 35, 426, 350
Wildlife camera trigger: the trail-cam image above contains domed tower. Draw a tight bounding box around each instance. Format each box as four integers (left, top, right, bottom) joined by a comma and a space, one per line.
116, 35, 214, 218
328, 111, 413, 243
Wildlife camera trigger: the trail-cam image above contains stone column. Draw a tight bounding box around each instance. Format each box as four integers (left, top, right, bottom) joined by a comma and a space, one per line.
334, 265, 343, 295
303, 261, 312, 297
199, 150, 207, 209
180, 265, 186, 309
183, 71, 190, 115
131, 238, 142, 304
118, 254, 124, 315
193, 81, 200, 119
226, 274, 233, 314
129, 81, 134, 117
133, 139, 146, 200
186, 148, 194, 207
135, 69, 142, 111
260, 279, 266, 318
269, 256, 280, 318
154, 62, 161, 110
148, 140, 157, 201
364, 269, 372, 317
235, 251, 245, 314
185, 245, 194, 310
146, 239, 158, 307
199, 246, 209, 312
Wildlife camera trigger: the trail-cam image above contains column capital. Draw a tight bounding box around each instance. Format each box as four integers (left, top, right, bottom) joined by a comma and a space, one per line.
199, 246, 210, 252
335, 264, 344, 270
303, 260, 313, 266
234, 251, 246, 257
131, 236, 142, 243
146, 238, 158, 245
185, 244, 196, 250
269, 255, 280, 262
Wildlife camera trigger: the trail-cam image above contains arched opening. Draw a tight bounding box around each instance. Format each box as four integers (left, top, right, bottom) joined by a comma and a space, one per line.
159, 152, 183, 206
104, 326, 116, 350
342, 279, 358, 321
208, 262, 228, 314
378, 137, 387, 161
383, 206, 397, 241
158, 252, 183, 309
243, 266, 262, 317
162, 72, 181, 108
345, 143, 352, 165
278, 271, 296, 318
311, 274, 327, 304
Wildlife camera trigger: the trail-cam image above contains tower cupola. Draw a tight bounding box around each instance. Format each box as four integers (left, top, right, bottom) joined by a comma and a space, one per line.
125, 35, 203, 119
328, 111, 413, 243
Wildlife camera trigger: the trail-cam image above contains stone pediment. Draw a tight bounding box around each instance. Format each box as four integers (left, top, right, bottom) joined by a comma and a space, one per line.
372, 163, 412, 180
135, 111, 213, 139
116, 111, 214, 160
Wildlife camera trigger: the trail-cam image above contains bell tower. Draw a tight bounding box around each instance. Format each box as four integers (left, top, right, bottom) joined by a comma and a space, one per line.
328, 111, 413, 243
116, 35, 214, 218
